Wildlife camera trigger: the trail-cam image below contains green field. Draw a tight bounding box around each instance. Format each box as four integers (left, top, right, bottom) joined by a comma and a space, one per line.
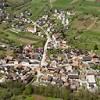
0, 27, 45, 46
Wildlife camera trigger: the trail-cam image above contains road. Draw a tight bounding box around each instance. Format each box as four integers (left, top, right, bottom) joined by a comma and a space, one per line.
31, 20, 51, 67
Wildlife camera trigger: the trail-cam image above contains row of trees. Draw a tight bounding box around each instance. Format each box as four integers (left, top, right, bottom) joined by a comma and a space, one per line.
0, 81, 100, 100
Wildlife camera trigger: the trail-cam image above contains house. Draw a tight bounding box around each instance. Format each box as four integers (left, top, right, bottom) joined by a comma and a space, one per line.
0, 9, 5, 21
70, 84, 77, 91
86, 74, 97, 90
50, 60, 57, 68
65, 64, 73, 72
68, 72, 79, 79
6, 56, 13, 61
0, 44, 7, 48
86, 74, 96, 84
0, 59, 6, 65
21, 61, 29, 67
0, 77, 6, 83
26, 26, 36, 33
83, 56, 92, 61
0, 2, 5, 9
29, 59, 40, 64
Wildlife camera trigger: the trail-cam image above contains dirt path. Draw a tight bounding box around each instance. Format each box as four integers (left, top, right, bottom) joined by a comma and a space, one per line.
87, 18, 98, 30
70, 0, 79, 4
49, 0, 57, 8
33, 95, 46, 100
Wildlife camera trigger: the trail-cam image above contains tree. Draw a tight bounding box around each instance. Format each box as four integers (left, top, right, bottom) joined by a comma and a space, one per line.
60, 87, 70, 100
23, 85, 33, 95
94, 44, 98, 50
0, 89, 12, 100
71, 89, 99, 100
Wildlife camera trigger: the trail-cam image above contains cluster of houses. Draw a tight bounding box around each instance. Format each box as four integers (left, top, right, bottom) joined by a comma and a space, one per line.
53, 9, 70, 27
33, 48, 99, 92
0, 44, 100, 92
0, 0, 7, 22
0, 0, 31, 28
26, 9, 70, 38
11, 10, 32, 32
0, 0, 32, 32
0, 44, 43, 84
0, 7, 99, 92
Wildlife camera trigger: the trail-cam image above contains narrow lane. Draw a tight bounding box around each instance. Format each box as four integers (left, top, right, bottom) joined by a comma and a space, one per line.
31, 20, 51, 67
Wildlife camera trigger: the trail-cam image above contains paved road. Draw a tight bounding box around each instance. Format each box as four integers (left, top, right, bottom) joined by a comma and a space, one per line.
31, 20, 51, 67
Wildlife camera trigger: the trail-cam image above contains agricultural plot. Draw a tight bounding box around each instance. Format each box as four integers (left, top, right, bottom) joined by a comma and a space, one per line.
52, 0, 73, 9
66, 16, 100, 53
61, 0, 100, 52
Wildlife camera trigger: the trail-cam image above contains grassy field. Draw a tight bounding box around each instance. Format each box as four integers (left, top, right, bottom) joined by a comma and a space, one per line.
31, 0, 47, 20
52, 0, 72, 9
0, 0, 47, 46
0, 28, 46, 49
65, 0, 100, 52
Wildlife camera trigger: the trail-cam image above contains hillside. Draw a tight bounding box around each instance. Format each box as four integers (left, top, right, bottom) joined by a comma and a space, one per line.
0, 0, 100, 100
49, 0, 100, 52
0, 0, 100, 52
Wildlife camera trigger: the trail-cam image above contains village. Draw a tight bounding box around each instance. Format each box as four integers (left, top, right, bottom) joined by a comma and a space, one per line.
0, 43, 100, 92
0, 0, 100, 93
